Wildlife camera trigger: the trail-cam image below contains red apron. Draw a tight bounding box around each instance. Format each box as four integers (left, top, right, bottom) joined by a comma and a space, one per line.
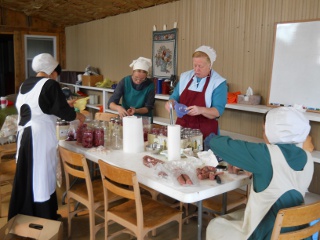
176, 74, 218, 139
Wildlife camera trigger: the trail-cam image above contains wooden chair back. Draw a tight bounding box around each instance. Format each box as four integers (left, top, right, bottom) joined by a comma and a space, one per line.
270, 200, 320, 240
94, 112, 117, 122
98, 159, 182, 240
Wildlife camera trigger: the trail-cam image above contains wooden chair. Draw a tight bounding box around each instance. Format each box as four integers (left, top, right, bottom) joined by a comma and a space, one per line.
0, 159, 16, 217
94, 112, 118, 122
270, 200, 320, 240
58, 146, 120, 240
80, 110, 92, 120
98, 159, 183, 240
202, 185, 250, 216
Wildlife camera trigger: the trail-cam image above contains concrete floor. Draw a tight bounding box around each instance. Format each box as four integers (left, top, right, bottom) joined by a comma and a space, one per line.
0, 183, 208, 239
1, 182, 319, 239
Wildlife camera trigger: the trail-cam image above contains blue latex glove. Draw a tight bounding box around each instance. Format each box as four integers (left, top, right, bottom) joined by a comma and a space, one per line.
204, 133, 216, 151
174, 101, 189, 118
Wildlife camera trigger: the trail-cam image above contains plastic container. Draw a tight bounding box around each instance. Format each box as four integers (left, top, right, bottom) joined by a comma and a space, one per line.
157, 79, 164, 94
162, 80, 171, 94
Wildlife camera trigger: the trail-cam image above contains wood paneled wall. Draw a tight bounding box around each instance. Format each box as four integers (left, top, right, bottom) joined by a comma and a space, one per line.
0, 7, 65, 92
66, 0, 320, 150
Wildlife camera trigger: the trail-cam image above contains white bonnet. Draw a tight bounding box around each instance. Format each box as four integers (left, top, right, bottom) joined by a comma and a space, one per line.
32, 53, 59, 75
195, 45, 217, 66
129, 57, 152, 73
265, 107, 310, 144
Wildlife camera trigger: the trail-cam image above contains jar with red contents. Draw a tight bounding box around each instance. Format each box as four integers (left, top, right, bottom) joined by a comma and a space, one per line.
82, 126, 94, 148
93, 124, 104, 147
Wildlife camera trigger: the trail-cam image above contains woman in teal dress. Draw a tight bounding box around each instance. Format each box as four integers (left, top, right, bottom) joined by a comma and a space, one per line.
206, 107, 314, 240
108, 57, 155, 120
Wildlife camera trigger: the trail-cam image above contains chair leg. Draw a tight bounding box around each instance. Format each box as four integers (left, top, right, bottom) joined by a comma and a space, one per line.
68, 202, 72, 238
151, 192, 159, 237
105, 219, 108, 240
89, 209, 95, 240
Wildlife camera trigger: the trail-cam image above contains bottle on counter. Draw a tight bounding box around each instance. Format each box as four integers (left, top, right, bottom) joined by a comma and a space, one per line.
56, 119, 70, 140
111, 120, 122, 150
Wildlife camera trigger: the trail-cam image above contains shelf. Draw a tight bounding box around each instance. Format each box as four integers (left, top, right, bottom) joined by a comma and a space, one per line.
221, 130, 320, 164
59, 83, 320, 123
86, 104, 101, 110
153, 116, 170, 125
226, 103, 320, 122
226, 103, 270, 114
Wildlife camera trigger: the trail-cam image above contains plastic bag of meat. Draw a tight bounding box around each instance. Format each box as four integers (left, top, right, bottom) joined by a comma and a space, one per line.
160, 160, 199, 187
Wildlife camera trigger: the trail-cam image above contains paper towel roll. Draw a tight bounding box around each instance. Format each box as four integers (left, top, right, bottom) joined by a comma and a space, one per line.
123, 116, 144, 153
167, 125, 181, 161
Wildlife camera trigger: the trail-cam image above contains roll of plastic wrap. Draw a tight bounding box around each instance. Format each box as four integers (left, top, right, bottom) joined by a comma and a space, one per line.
167, 124, 181, 161
123, 116, 144, 153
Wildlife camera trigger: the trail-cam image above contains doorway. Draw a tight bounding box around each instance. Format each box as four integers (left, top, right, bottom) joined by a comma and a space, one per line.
0, 34, 14, 96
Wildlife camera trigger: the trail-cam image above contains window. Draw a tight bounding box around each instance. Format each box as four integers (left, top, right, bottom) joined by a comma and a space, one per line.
24, 35, 57, 78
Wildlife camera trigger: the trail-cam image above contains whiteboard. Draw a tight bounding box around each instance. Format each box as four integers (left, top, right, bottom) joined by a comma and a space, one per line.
268, 20, 320, 112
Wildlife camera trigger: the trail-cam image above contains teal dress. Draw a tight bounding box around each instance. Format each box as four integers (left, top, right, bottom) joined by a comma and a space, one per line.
208, 135, 312, 240
122, 76, 155, 119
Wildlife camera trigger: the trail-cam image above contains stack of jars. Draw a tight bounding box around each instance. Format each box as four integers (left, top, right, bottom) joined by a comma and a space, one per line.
75, 117, 123, 150
181, 127, 203, 151
75, 119, 104, 148
147, 125, 203, 152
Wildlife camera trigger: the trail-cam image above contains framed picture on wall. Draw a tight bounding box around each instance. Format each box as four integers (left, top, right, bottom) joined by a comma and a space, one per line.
152, 28, 178, 78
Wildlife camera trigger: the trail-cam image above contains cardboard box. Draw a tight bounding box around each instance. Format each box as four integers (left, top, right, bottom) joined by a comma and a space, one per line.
0, 214, 63, 240
237, 94, 261, 105
82, 75, 103, 87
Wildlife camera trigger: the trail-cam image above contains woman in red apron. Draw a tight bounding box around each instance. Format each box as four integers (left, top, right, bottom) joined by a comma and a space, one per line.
166, 45, 227, 139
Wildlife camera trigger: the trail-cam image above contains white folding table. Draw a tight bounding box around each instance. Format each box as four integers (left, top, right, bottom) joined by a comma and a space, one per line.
59, 140, 251, 240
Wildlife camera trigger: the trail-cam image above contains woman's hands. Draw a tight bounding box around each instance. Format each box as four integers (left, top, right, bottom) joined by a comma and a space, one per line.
67, 99, 77, 107
127, 107, 135, 116
186, 105, 203, 116
116, 106, 129, 118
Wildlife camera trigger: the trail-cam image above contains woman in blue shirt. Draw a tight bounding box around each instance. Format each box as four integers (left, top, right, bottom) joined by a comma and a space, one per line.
165, 46, 227, 138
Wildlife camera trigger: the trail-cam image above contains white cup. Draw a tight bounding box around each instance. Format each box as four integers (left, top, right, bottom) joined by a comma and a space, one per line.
89, 95, 95, 105
0, 97, 8, 109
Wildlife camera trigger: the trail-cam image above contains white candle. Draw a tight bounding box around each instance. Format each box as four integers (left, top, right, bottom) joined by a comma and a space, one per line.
174, 22, 177, 28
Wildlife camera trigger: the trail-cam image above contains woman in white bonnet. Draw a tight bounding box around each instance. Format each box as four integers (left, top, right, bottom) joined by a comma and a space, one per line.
165, 45, 227, 139
8, 53, 85, 221
205, 107, 314, 240
108, 57, 155, 119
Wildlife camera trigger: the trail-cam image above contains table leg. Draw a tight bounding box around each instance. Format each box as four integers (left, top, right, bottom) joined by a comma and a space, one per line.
222, 192, 227, 214
197, 200, 203, 240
